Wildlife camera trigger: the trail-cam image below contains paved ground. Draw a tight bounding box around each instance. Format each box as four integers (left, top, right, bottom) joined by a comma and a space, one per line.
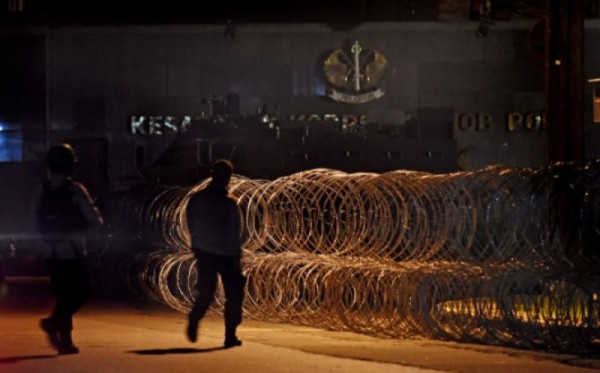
1, 277, 600, 373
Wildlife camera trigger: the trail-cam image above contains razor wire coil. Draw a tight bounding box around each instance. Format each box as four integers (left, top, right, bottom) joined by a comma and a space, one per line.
102, 161, 600, 353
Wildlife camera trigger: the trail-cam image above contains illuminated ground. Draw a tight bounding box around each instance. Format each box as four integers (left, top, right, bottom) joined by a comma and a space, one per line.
0, 278, 598, 373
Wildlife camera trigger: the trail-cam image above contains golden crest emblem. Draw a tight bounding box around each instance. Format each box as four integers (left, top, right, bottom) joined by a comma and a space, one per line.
323, 40, 388, 104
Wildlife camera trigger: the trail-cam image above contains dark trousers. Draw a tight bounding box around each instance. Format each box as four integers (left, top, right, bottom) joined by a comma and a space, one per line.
189, 251, 245, 337
46, 258, 91, 333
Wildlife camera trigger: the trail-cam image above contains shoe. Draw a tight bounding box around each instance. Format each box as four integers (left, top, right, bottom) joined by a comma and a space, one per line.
224, 336, 242, 348
186, 320, 198, 343
58, 344, 79, 355
40, 318, 61, 351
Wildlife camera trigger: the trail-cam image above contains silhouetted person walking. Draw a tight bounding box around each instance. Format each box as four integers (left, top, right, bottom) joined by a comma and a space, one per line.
186, 159, 245, 348
33, 143, 103, 355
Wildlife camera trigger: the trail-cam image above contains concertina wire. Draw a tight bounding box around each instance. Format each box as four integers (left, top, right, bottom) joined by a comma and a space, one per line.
99, 161, 600, 353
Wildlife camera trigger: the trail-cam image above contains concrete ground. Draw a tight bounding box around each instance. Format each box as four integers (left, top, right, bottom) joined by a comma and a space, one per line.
1, 277, 600, 373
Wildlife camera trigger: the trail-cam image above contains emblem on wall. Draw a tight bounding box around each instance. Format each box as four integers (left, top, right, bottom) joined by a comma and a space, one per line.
323, 40, 388, 104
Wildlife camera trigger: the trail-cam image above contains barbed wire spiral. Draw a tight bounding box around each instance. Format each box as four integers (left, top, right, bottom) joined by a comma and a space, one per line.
99, 160, 600, 353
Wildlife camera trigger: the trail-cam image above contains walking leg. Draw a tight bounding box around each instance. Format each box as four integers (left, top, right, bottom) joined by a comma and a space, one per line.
187, 253, 218, 342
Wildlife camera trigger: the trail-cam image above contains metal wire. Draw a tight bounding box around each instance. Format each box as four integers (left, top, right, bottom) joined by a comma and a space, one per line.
100, 161, 600, 353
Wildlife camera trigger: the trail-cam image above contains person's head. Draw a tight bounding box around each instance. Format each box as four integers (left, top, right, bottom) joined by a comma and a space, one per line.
46, 143, 77, 175
211, 159, 234, 188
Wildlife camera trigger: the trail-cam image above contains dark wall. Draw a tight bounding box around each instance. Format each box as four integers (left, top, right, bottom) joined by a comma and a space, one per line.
0, 32, 47, 160
38, 21, 549, 184
2, 19, 600, 235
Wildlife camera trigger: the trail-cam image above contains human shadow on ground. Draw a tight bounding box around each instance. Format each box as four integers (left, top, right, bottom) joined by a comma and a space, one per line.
128, 347, 226, 355
0, 354, 56, 364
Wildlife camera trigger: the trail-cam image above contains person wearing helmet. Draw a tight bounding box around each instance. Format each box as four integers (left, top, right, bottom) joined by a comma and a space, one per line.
32, 143, 103, 355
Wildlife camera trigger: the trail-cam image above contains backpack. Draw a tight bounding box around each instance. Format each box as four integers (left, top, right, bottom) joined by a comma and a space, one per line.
36, 179, 90, 241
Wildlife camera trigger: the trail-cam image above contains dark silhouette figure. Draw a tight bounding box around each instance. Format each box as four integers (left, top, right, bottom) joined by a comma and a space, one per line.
186, 159, 245, 348
33, 144, 103, 355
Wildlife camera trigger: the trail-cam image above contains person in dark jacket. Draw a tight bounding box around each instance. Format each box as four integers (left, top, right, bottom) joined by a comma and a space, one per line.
32, 143, 103, 355
186, 159, 245, 348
